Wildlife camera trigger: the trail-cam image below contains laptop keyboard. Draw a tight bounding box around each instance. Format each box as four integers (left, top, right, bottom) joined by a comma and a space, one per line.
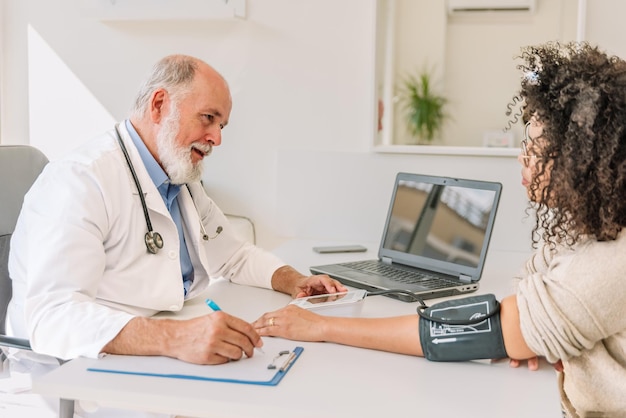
339, 260, 456, 289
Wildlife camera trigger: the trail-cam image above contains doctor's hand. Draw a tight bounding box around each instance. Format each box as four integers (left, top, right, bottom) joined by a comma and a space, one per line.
101, 314, 262, 365
253, 305, 327, 342
171, 311, 263, 365
270, 265, 348, 299
291, 274, 348, 299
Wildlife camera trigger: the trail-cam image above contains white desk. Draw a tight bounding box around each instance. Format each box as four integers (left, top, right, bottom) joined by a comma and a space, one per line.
33, 240, 561, 418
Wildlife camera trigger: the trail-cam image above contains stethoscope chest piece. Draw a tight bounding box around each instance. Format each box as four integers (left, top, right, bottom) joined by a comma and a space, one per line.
145, 231, 164, 254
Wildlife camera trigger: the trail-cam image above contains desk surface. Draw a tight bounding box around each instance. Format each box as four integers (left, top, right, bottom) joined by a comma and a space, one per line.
33, 240, 560, 418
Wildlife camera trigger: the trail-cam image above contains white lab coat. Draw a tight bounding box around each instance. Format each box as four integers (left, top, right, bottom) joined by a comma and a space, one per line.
8, 123, 285, 360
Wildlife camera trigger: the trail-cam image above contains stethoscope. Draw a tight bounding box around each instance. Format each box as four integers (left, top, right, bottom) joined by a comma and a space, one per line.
114, 124, 222, 254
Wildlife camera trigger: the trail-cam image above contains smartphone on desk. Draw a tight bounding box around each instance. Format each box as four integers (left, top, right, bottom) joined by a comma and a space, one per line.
312, 245, 367, 254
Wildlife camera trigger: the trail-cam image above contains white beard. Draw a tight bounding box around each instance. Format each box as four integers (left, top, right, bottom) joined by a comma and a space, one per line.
155, 107, 212, 185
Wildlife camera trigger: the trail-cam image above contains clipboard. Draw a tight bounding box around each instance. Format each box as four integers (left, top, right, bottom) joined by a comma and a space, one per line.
87, 343, 303, 387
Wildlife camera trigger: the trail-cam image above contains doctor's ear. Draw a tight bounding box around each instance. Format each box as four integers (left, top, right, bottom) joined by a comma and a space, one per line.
149, 89, 169, 123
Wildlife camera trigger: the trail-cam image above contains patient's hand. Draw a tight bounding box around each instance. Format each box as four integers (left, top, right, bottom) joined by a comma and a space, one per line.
507, 357, 563, 372
509, 357, 540, 371
253, 305, 327, 342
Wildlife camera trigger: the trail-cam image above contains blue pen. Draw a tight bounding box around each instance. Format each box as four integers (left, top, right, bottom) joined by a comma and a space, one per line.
205, 298, 265, 354
205, 298, 222, 312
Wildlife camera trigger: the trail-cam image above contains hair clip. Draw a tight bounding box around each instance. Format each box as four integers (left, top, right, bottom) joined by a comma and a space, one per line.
524, 70, 539, 84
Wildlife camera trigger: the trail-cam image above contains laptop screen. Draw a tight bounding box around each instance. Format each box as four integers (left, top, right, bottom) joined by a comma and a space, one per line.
379, 173, 501, 279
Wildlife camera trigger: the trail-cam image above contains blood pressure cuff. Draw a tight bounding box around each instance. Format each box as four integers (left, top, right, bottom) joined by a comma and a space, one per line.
418, 294, 507, 362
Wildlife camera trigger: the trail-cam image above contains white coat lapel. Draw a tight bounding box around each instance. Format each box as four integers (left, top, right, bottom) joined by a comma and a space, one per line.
178, 184, 211, 289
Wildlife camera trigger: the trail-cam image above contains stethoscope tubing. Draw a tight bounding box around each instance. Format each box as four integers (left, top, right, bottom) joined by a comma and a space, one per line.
115, 124, 155, 232
114, 124, 163, 253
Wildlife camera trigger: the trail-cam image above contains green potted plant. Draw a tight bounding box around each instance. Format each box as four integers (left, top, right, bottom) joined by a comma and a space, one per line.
398, 70, 447, 144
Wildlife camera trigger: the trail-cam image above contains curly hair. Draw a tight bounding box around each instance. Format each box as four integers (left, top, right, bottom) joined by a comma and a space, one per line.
516, 42, 626, 248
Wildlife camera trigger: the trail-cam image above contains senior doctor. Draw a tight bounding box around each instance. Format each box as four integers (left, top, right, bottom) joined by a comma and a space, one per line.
8, 54, 345, 368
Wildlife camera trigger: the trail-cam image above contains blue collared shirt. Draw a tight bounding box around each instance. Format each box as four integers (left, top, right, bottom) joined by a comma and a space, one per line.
124, 120, 194, 296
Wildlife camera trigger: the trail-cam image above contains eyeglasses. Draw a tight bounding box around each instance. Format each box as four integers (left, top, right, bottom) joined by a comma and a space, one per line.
520, 121, 542, 168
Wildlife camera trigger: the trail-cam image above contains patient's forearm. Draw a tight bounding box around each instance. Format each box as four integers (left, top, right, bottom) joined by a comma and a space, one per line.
322, 315, 423, 356
322, 296, 537, 361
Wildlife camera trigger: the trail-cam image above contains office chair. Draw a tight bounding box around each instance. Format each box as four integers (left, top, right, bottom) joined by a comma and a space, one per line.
0, 145, 75, 418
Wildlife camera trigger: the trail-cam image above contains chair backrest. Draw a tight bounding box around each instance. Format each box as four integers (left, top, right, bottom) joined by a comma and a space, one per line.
0, 145, 49, 335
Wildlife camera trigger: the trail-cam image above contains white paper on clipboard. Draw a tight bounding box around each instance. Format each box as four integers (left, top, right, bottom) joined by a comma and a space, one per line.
87, 337, 303, 386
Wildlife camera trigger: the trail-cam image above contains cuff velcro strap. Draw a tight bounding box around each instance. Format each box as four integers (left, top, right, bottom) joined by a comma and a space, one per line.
418, 294, 507, 362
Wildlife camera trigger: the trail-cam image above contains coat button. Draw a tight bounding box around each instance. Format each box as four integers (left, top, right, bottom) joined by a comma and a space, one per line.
168, 250, 177, 259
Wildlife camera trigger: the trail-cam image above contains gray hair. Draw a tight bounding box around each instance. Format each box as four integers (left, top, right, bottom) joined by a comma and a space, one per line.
130, 55, 199, 118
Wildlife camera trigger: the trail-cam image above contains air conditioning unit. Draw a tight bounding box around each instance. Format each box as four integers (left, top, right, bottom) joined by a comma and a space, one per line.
447, 0, 536, 13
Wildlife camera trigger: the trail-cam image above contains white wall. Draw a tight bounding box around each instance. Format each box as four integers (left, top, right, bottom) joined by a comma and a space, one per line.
443, 0, 579, 147
0, 0, 377, 250
585, 0, 626, 57
3, 0, 625, 264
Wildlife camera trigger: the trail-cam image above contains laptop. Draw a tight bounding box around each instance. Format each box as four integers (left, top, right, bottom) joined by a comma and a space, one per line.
310, 173, 502, 302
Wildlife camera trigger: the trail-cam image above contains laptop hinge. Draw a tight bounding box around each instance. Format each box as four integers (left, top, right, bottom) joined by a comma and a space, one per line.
381, 256, 392, 265
459, 274, 472, 283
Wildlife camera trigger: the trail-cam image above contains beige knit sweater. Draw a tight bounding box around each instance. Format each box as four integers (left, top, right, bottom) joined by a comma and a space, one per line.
514, 233, 626, 417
